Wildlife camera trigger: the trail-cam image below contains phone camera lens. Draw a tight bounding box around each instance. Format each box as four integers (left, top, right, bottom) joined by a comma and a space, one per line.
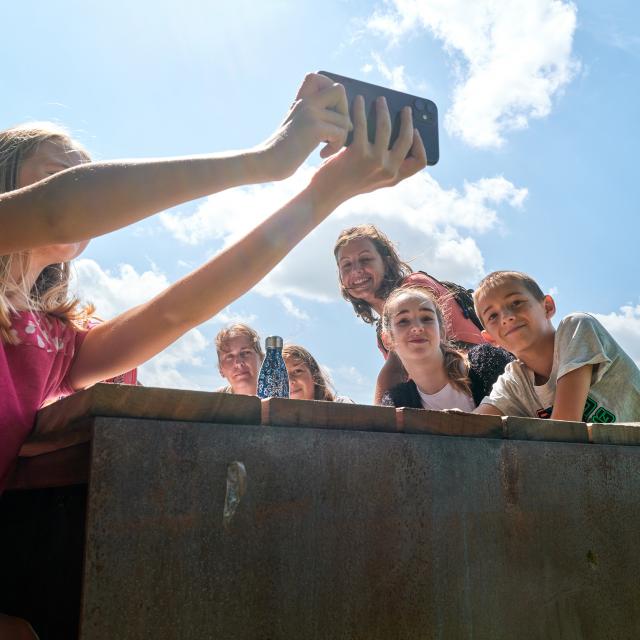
420, 113, 429, 121
413, 98, 426, 111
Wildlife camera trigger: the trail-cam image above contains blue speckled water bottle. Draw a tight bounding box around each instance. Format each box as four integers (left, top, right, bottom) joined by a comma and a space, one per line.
256, 336, 289, 399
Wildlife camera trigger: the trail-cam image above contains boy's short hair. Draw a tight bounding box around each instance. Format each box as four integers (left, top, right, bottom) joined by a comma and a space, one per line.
473, 271, 546, 324
215, 324, 264, 362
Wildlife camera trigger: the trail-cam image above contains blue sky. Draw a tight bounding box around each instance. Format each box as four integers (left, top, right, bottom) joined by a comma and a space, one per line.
4, 0, 640, 402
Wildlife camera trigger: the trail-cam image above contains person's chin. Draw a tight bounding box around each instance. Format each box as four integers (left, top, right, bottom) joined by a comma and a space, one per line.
349, 285, 374, 300
233, 381, 256, 395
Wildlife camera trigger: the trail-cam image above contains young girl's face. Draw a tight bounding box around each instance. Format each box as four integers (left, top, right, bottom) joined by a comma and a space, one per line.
284, 356, 315, 401
17, 139, 90, 264
384, 293, 443, 362
336, 237, 386, 304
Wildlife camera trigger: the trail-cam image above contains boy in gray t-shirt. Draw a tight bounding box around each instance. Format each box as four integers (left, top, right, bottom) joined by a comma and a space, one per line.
472, 271, 640, 422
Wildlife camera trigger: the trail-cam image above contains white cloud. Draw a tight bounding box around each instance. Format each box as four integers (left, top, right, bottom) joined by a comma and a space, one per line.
159, 163, 527, 303
370, 51, 408, 91
69, 258, 233, 390
159, 168, 314, 246
280, 296, 310, 320
216, 308, 258, 326
138, 329, 210, 389
367, 0, 579, 148
592, 304, 640, 366
71, 259, 170, 317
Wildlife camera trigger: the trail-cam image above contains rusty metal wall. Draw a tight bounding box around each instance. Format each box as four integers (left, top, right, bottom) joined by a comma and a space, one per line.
80, 417, 640, 639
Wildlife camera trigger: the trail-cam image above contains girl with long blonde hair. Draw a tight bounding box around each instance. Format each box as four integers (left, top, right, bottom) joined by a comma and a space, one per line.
0, 76, 427, 494
380, 286, 512, 409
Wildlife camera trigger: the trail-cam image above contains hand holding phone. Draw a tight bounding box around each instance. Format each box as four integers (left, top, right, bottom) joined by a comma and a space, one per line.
319, 71, 439, 165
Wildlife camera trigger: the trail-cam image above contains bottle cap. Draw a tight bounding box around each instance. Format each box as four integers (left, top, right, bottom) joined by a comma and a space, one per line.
265, 336, 283, 349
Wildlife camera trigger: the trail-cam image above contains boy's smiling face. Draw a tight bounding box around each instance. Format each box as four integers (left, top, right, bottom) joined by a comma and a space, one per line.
477, 283, 556, 357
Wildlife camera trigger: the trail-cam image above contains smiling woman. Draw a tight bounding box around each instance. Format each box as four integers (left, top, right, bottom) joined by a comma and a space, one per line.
334, 223, 486, 402
283, 344, 353, 403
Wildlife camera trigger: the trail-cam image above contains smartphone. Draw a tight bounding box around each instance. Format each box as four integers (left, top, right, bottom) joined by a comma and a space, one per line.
319, 71, 439, 165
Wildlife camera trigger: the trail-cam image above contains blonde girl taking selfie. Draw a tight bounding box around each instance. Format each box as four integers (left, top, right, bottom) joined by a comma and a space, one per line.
0, 75, 426, 493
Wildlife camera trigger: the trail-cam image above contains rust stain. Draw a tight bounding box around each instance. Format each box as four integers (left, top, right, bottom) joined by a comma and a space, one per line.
499, 445, 520, 509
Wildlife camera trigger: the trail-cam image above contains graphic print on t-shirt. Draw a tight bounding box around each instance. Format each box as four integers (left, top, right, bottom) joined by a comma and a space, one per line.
536, 395, 617, 422
582, 395, 616, 423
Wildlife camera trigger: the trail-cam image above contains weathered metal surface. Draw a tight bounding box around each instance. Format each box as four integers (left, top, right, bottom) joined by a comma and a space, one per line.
80, 417, 640, 640
22, 384, 261, 456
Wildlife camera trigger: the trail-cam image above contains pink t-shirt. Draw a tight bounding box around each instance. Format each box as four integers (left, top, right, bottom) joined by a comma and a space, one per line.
0, 311, 137, 491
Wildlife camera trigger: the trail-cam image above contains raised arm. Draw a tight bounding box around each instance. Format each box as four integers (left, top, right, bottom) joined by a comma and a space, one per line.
0, 74, 350, 254
69, 97, 427, 388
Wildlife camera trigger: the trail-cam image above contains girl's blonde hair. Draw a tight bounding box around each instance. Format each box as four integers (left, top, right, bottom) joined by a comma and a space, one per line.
381, 285, 471, 395
0, 122, 93, 344
334, 224, 412, 325
282, 344, 336, 401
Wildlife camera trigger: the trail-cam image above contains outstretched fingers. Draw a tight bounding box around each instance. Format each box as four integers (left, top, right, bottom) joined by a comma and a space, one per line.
373, 97, 392, 154
388, 106, 414, 166
399, 129, 428, 180
350, 95, 367, 147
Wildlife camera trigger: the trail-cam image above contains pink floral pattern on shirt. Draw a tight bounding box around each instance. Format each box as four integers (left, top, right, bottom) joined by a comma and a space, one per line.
0, 311, 136, 490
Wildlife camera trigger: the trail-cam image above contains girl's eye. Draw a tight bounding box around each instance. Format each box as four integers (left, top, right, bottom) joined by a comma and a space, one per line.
487, 313, 497, 323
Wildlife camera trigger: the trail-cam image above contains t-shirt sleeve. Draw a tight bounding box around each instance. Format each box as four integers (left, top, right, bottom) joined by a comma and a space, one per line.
555, 313, 612, 384
57, 326, 90, 396
481, 361, 529, 416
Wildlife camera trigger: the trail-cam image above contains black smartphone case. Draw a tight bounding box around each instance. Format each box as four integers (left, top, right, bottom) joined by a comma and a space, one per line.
320, 71, 439, 165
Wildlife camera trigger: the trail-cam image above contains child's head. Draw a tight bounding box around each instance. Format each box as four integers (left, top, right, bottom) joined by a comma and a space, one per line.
282, 344, 335, 401
473, 271, 555, 357
381, 285, 470, 393
0, 122, 90, 194
215, 324, 264, 395
334, 224, 412, 325
0, 123, 92, 343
